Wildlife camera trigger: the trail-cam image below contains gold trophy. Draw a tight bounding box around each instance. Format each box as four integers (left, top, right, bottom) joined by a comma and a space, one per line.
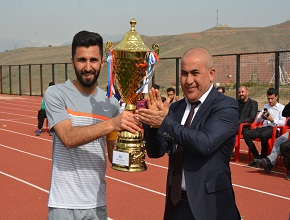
105, 18, 159, 172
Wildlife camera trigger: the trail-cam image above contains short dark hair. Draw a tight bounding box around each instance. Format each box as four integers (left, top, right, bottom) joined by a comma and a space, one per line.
72, 31, 103, 59
152, 84, 160, 90
216, 86, 225, 94
167, 87, 175, 93
267, 87, 278, 96
48, 82, 55, 86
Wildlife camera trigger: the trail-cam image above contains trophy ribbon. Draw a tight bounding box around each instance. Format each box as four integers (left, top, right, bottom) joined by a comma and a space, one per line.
136, 51, 159, 94
106, 50, 115, 98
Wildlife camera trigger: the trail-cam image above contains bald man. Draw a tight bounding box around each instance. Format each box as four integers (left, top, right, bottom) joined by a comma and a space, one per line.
237, 86, 258, 133
136, 47, 240, 220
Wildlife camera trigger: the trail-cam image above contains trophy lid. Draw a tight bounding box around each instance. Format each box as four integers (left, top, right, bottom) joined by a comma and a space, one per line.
113, 18, 150, 52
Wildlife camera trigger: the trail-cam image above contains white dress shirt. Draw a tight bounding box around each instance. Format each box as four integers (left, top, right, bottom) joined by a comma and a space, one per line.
180, 84, 213, 190
256, 102, 285, 127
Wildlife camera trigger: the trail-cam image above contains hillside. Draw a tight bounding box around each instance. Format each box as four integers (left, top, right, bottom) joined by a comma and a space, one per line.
0, 20, 290, 65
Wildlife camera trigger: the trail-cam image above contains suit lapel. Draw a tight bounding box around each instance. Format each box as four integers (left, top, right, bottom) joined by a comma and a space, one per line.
191, 87, 217, 126
174, 99, 187, 123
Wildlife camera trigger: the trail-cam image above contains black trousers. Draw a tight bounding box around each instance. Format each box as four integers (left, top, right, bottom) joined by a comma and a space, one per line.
164, 190, 195, 220
37, 109, 47, 130
280, 140, 290, 170
243, 126, 273, 158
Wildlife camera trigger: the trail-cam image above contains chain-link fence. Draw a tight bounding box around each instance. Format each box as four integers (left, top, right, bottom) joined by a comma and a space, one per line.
1, 50, 290, 109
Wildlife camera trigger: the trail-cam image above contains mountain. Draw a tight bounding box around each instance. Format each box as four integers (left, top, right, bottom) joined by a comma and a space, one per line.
0, 34, 124, 53
0, 38, 47, 52
140, 20, 290, 57
0, 21, 290, 65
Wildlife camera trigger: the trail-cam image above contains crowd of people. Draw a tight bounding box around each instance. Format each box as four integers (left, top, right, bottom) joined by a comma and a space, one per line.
33, 30, 290, 220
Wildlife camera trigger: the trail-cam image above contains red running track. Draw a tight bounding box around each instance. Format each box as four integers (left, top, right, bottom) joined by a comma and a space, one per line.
0, 94, 290, 220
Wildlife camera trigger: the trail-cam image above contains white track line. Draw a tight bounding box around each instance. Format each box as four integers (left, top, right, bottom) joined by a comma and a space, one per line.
0, 128, 52, 142
0, 106, 36, 113
105, 176, 166, 196
0, 144, 51, 161
232, 183, 290, 201
0, 171, 113, 220
0, 119, 38, 126
0, 171, 49, 193
0, 111, 36, 118
146, 162, 168, 169
1, 144, 290, 202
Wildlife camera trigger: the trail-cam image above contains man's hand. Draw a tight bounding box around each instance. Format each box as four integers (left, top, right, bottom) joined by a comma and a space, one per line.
135, 88, 170, 128
111, 110, 141, 134
266, 114, 274, 123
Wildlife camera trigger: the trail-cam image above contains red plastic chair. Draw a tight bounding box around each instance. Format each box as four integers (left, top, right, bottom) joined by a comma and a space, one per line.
247, 119, 288, 163
277, 121, 290, 170
234, 113, 259, 162
234, 122, 252, 162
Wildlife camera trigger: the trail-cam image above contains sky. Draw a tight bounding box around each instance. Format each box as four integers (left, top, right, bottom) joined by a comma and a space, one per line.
1, 0, 290, 46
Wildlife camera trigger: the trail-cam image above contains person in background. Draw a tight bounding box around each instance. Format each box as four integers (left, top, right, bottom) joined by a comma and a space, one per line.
152, 83, 166, 103
152, 83, 160, 90
44, 30, 140, 220
167, 87, 179, 104
216, 86, 225, 94
136, 47, 240, 219
237, 86, 258, 133
35, 81, 55, 136
280, 137, 290, 180
136, 92, 148, 110
244, 87, 285, 167
255, 101, 290, 177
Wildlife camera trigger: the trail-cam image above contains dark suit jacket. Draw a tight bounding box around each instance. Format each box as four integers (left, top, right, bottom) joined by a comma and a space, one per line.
144, 87, 240, 220
238, 98, 258, 124
282, 102, 290, 125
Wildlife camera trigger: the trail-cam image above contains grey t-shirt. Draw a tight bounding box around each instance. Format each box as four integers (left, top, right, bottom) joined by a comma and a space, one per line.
45, 79, 119, 209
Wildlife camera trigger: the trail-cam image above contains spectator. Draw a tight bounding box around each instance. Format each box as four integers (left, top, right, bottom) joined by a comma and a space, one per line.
167, 87, 179, 104
35, 81, 55, 136
216, 86, 225, 94
152, 83, 160, 90
280, 138, 290, 180
152, 83, 166, 102
136, 47, 240, 219
237, 86, 258, 133
136, 92, 148, 110
244, 87, 286, 167
255, 101, 290, 174
44, 30, 140, 220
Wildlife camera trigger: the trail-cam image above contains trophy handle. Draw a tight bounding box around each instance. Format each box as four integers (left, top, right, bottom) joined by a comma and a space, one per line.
152, 43, 160, 55
105, 41, 114, 55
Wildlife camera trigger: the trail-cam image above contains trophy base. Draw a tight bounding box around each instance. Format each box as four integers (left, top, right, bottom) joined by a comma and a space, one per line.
111, 130, 147, 172
112, 163, 147, 172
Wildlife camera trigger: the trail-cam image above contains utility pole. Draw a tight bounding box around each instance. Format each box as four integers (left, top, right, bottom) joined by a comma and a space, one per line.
216, 9, 219, 27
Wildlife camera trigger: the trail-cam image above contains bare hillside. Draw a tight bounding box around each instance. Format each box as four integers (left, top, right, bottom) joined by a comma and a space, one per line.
0, 20, 290, 65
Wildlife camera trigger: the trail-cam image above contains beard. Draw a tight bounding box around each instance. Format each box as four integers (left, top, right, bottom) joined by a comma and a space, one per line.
239, 95, 247, 102
75, 67, 100, 88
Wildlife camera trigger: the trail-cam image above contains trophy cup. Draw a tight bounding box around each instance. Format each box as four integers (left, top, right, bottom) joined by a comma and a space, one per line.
105, 18, 159, 172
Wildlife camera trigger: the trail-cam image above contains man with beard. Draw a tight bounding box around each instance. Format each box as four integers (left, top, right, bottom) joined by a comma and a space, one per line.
44, 31, 141, 220
237, 86, 258, 133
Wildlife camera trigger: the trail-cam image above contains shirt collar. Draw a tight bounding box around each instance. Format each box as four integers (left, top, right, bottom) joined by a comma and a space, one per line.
185, 84, 213, 105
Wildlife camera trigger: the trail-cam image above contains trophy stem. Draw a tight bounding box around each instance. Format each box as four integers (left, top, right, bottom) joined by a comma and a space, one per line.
125, 103, 136, 111
111, 104, 147, 172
